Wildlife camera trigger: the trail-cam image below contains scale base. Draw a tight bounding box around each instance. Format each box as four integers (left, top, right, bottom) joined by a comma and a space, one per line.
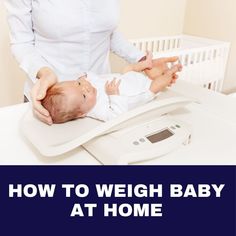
83, 115, 192, 165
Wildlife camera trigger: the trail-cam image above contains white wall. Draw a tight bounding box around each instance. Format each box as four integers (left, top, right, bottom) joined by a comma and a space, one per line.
184, 0, 236, 93
0, 3, 26, 107
111, 0, 187, 72
119, 0, 187, 38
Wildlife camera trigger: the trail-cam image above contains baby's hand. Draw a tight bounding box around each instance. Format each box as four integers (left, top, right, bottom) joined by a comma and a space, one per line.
105, 78, 121, 95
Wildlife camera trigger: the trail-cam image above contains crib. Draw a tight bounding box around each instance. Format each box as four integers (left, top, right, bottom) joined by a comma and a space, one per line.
130, 35, 230, 92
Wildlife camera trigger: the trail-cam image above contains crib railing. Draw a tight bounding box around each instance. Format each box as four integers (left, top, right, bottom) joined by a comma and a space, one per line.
131, 35, 230, 92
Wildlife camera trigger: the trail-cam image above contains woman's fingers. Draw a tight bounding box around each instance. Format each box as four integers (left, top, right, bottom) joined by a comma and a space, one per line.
33, 109, 53, 125
30, 79, 54, 123
31, 82, 50, 117
36, 79, 50, 100
146, 51, 153, 60
162, 56, 179, 63
30, 68, 58, 124
33, 99, 50, 117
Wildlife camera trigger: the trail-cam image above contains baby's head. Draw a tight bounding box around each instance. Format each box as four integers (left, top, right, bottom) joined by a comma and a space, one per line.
42, 78, 97, 124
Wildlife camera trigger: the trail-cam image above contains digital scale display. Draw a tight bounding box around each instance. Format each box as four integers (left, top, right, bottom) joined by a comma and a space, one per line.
146, 129, 174, 143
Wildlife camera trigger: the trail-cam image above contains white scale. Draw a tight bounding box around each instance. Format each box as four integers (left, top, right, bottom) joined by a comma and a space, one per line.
21, 89, 193, 165
83, 116, 191, 165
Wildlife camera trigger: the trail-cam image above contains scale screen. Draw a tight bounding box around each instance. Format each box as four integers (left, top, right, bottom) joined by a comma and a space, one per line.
146, 129, 174, 143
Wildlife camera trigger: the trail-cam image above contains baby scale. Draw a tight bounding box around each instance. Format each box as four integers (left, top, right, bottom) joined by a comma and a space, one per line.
21, 88, 193, 165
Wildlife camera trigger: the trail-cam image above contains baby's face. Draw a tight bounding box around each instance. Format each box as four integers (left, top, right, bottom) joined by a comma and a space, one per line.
58, 78, 97, 116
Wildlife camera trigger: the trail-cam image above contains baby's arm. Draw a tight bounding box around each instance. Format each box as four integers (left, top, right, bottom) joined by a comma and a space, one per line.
102, 78, 128, 120
123, 51, 153, 73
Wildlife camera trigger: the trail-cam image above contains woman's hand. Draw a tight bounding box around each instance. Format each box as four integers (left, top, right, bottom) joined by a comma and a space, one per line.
105, 78, 121, 95
30, 67, 58, 125
151, 56, 181, 77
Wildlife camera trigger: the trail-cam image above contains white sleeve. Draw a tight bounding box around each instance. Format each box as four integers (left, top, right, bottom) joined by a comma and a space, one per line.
110, 29, 145, 63
87, 96, 129, 122
4, 0, 51, 81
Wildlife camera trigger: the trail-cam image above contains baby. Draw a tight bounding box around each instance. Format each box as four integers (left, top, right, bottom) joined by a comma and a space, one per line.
42, 54, 182, 123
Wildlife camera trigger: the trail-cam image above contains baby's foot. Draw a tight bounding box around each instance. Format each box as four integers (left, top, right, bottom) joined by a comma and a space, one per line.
163, 64, 181, 86
150, 65, 180, 93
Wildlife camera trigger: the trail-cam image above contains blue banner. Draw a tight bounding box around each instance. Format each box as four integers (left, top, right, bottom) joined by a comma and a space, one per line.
0, 166, 235, 235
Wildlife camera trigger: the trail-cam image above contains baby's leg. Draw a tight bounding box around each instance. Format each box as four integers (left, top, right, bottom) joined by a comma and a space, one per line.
149, 65, 180, 94
144, 67, 162, 80
123, 51, 153, 73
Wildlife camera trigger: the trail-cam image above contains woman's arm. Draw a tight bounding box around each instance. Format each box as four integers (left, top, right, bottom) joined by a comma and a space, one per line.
110, 29, 145, 63
4, 1, 58, 124
4, 0, 51, 80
